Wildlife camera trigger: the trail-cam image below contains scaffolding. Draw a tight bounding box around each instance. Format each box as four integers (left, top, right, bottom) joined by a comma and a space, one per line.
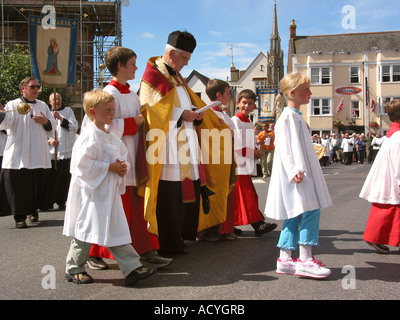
0, 0, 122, 111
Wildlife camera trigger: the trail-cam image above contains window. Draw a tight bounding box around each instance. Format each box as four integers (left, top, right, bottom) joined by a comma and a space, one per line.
310, 67, 331, 84
381, 65, 400, 82
350, 67, 359, 83
381, 96, 400, 114
351, 100, 360, 118
311, 98, 331, 115
382, 66, 391, 82
393, 65, 400, 82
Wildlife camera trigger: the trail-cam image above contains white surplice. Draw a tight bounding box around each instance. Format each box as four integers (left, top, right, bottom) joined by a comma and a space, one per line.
231, 114, 257, 176
103, 85, 141, 186
159, 86, 200, 182
49, 106, 78, 160
63, 121, 131, 247
265, 107, 332, 220
0, 98, 56, 169
359, 131, 400, 205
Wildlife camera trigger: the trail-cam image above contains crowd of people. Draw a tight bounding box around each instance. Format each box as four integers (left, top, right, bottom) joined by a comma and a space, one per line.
310, 131, 385, 166
0, 30, 399, 286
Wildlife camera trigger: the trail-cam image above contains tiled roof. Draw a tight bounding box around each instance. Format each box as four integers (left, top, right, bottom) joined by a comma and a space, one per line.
292, 31, 400, 54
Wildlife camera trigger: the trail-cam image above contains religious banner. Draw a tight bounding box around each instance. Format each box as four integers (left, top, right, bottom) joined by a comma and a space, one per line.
28, 15, 78, 94
258, 87, 278, 122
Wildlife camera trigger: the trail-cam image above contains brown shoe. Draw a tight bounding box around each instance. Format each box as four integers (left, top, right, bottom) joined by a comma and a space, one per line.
125, 266, 156, 286
65, 272, 93, 284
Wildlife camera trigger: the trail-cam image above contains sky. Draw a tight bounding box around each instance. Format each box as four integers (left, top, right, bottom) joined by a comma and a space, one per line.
119, 0, 400, 90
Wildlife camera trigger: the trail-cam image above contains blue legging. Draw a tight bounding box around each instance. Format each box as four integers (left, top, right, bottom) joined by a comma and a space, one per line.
277, 209, 321, 250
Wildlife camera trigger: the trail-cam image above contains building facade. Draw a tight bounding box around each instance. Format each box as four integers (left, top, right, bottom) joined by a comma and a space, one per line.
288, 20, 400, 136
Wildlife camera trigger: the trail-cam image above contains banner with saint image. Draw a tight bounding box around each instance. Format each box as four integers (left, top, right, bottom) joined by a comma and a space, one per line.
28, 15, 78, 94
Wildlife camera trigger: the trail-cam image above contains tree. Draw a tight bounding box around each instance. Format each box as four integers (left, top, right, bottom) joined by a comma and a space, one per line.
0, 45, 73, 106
0, 45, 31, 105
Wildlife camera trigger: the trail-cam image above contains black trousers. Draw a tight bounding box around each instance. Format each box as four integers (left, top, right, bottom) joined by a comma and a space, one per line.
0, 168, 50, 222
48, 158, 71, 207
156, 179, 200, 253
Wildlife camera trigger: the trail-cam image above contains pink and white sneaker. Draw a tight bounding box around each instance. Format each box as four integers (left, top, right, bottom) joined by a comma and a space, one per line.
276, 257, 297, 275
295, 257, 331, 279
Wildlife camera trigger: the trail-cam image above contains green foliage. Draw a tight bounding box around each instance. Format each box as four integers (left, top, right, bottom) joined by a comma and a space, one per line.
0, 45, 31, 105
0, 45, 73, 107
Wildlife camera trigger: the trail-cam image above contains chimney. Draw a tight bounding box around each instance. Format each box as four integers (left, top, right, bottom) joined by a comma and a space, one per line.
230, 64, 239, 82
290, 19, 297, 39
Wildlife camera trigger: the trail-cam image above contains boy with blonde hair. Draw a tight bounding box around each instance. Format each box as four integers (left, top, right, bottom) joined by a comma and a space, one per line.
88, 46, 170, 270
63, 89, 156, 285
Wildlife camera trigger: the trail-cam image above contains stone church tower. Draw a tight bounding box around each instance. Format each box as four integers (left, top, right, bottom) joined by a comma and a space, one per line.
267, 2, 284, 87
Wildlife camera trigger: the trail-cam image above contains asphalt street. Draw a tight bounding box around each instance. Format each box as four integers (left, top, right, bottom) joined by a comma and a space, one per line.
0, 162, 399, 306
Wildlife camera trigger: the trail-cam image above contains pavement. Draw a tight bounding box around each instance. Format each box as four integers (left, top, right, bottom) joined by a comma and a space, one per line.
0, 162, 399, 306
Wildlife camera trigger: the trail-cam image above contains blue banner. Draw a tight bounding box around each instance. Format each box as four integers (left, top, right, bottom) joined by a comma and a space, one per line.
29, 15, 78, 94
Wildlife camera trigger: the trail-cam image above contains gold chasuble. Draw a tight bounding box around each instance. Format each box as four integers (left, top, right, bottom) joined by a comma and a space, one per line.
139, 57, 236, 236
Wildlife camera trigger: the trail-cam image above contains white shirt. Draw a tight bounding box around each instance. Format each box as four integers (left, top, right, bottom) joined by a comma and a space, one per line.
63, 121, 131, 247
359, 131, 400, 205
0, 98, 56, 169
371, 136, 384, 150
265, 107, 332, 220
341, 137, 355, 152
321, 138, 332, 156
49, 106, 78, 160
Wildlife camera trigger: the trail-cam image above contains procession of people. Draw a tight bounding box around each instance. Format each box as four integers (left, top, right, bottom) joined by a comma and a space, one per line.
0, 30, 398, 286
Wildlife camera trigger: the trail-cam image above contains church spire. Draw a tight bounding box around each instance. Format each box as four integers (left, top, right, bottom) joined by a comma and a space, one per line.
271, 1, 279, 40
267, 1, 284, 87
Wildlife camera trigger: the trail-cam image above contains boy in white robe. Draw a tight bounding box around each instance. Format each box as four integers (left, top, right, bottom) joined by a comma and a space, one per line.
265, 73, 332, 279
360, 99, 400, 253
63, 89, 156, 286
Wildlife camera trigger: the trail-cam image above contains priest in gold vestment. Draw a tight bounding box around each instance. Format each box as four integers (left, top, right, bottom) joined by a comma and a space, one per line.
139, 31, 234, 254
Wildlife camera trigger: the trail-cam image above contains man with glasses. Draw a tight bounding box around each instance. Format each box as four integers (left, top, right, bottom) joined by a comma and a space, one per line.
0, 77, 56, 228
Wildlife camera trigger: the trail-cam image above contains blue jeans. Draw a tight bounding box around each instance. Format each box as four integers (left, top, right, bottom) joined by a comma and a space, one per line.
277, 209, 321, 250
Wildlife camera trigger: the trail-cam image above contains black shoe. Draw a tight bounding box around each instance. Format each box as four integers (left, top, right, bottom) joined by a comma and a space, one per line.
365, 241, 390, 254
255, 222, 277, 237
125, 266, 156, 286
15, 221, 28, 229
233, 227, 242, 235
28, 212, 39, 223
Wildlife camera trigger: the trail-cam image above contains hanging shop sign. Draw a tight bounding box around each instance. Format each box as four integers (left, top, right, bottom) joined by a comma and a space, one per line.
335, 86, 362, 95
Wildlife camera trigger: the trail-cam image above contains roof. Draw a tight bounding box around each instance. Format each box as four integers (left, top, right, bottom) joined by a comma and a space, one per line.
186, 70, 210, 86
292, 31, 400, 55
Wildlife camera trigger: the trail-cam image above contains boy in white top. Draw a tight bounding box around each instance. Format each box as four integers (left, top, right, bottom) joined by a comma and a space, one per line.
88, 46, 170, 270
265, 73, 332, 279
360, 99, 400, 253
63, 89, 156, 286
231, 89, 277, 236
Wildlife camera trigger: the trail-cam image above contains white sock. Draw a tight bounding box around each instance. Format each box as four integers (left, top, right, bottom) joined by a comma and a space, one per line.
299, 245, 312, 262
279, 249, 292, 261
